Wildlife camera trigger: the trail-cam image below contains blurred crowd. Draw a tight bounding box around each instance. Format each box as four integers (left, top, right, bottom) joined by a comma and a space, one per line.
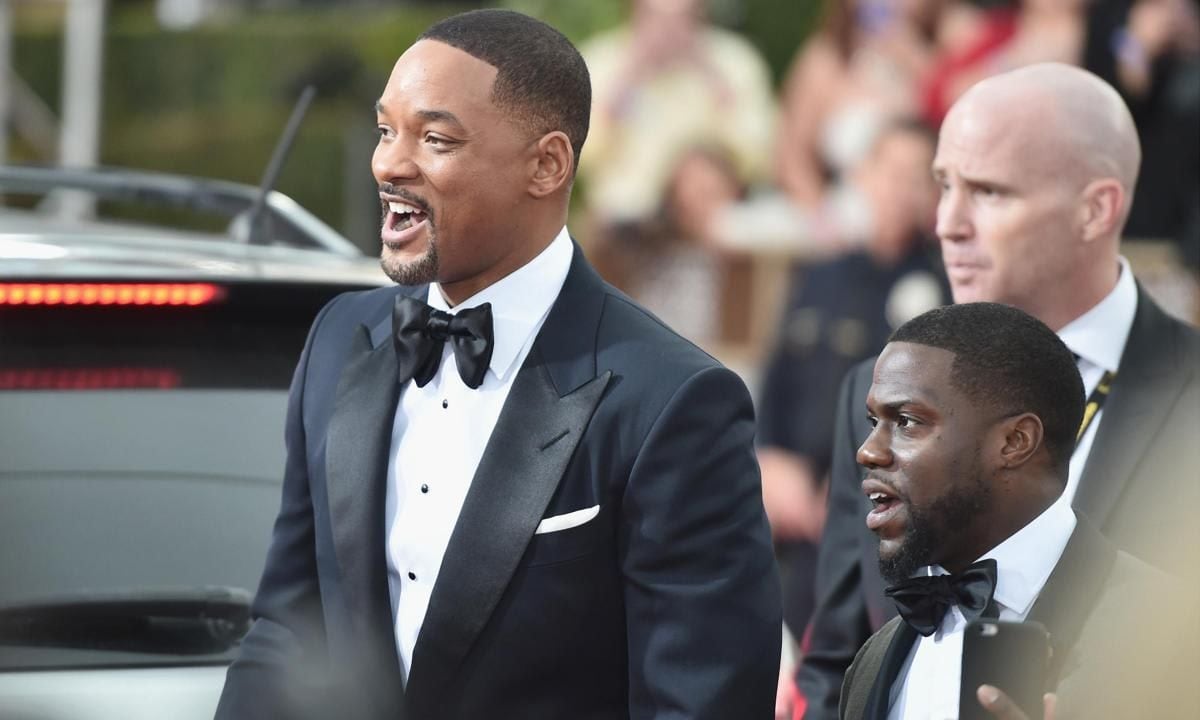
572, 0, 1200, 689
578, 0, 1199, 350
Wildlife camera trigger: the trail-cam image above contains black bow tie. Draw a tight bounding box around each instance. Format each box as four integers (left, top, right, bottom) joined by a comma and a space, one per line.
392, 295, 494, 390
885, 558, 999, 637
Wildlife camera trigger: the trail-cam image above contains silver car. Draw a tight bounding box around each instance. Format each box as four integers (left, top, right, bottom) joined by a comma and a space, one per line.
0, 165, 388, 719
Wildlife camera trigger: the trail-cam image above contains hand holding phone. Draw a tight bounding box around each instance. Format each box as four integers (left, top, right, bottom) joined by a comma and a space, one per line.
976, 685, 1057, 720
959, 620, 1051, 720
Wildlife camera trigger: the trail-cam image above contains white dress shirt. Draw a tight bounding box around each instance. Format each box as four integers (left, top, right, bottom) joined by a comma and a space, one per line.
1059, 257, 1138, 503
384, 228, 573, 682
887, 501, 1077, 720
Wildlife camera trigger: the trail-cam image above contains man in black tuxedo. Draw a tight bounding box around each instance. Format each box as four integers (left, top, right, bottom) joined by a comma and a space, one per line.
837, 302, 1194, 720
796, 62, 1200, 718
215, 10, 781, 720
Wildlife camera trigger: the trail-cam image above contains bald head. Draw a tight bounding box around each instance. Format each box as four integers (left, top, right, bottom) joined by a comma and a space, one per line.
933, 63, 1138, 330
951, 63, 1141, 214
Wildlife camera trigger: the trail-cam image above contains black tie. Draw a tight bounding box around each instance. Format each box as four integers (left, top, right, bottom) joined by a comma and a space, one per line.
885, 558, 999, 637
392, 295, 494, 390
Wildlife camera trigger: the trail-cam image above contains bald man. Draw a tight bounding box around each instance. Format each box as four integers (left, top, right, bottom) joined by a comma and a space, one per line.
794, 63, 1200, 719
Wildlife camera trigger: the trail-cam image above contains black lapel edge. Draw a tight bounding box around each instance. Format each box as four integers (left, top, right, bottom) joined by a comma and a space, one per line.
535, 240, 607, 395
404, 363, 612, 710
1027, 513, 1116, 682
1074, 288, 1194, 526
861, 619, 918, 720
325, 323, 403, 671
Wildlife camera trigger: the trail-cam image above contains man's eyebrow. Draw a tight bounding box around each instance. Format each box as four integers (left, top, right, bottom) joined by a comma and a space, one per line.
415, 109, 466, 130
867, 397, 928, 415
374, 102, 468, 131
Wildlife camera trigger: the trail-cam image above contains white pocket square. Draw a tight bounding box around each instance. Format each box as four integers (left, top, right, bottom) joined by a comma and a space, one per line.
534, 504, 600, 535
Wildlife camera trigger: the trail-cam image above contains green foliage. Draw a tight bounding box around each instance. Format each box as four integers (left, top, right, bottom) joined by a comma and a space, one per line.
9, 1, 818, 244
738, 0, 823, 85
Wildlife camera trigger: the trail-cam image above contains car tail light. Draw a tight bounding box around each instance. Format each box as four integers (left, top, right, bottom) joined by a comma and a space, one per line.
0, 368, 182, 390
0, 283, 226, 306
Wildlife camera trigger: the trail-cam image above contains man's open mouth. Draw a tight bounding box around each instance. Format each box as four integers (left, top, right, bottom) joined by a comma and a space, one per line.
386, 200, 429, 232
862, 479, 902, 531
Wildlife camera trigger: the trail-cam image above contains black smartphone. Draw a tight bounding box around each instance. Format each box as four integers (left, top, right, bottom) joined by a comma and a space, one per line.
959, 619, 1051, 720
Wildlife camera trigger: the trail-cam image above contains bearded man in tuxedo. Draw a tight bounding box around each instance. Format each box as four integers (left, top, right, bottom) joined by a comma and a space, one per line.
795, 63, 1200, 719
215, 9, 781, 720
837, 302, 1195, 720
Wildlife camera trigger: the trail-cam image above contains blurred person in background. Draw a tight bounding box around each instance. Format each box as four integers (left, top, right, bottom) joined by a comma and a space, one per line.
1084, 0, 1200, 271
762, 117, 949, 719
578, 0, 775, 339
727, 0, 943, 273
922, 0, 1087, 125
775, 0, 944, 218
216, 9, 782, 719
794, 62, 1200, 719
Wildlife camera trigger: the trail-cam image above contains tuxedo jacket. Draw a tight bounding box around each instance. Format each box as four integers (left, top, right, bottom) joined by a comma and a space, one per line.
798, 287, 1200, 719
215, 247, 783, 720
838, 516, 1199, 720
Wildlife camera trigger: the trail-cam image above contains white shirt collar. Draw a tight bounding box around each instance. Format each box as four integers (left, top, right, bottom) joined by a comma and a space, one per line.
1057, 256, 1138, 373
426, 227, 573, 383
915, 498, 1076, 619
981, 498, 1076, 618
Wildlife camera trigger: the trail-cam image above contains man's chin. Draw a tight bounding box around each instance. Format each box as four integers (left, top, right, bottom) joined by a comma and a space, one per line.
877, 532, 933, 585
878, 546, 916, 585
948, 282, 996, 306
381, 244, 438, 286
876, 536, 902, 560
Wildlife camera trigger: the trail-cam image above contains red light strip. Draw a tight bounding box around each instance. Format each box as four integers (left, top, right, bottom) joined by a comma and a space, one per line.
0, 283, 225, 306
0, 368, 182, 390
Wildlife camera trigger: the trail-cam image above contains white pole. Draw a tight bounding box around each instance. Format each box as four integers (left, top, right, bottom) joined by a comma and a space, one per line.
0, 0, 12, 167
60, 0, 106, 218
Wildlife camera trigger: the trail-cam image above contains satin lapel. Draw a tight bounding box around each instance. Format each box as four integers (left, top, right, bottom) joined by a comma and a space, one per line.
1027, 515, 1116, 682
325, 321, 402, 663
1074, 289, 1188, 527
404, 359, 611, 711
862, 621, 918, 720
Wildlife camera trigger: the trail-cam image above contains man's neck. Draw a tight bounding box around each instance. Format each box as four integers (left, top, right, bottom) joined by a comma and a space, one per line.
1039, 261, 1121, 332
944, 478, 1062, 574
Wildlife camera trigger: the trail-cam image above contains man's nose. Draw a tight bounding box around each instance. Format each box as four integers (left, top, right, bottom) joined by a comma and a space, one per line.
856, 426, 892, 469
935, 186, 970, 243
372, 139, 420, 185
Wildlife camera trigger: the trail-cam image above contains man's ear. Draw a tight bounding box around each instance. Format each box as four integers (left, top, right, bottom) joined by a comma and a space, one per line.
997, 413, 1044, 469
1078, 178, 1124, 242
528, 131, 573, 198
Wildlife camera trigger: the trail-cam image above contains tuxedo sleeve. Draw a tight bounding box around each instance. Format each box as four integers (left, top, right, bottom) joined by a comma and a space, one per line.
796, 364, 874, 720
215, 297, 339, 720
620, 365, 783, 719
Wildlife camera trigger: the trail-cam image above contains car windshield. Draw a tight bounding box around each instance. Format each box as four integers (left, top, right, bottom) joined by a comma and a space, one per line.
0, 166, 361, 256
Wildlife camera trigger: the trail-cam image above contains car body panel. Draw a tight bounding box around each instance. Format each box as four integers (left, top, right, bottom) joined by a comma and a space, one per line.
0, 666, 228, 720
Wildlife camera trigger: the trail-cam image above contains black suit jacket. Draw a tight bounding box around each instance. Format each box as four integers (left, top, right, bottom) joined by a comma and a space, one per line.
215, 247, 783, 719
838, 516, 1198, 720
798, 286, 1200, 719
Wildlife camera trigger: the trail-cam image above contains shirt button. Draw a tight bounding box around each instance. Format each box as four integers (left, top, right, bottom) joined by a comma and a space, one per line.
420, 483, 429, 493
408, 571, 417, 581
442, 399, 448, 409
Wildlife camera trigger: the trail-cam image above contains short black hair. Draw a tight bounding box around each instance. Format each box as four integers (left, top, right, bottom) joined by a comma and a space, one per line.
889, 302, 1085, 477
419, 9, 591, 171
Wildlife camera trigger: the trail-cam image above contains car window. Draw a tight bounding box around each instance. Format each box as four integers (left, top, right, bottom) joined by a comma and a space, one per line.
0, 281, 367, 669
